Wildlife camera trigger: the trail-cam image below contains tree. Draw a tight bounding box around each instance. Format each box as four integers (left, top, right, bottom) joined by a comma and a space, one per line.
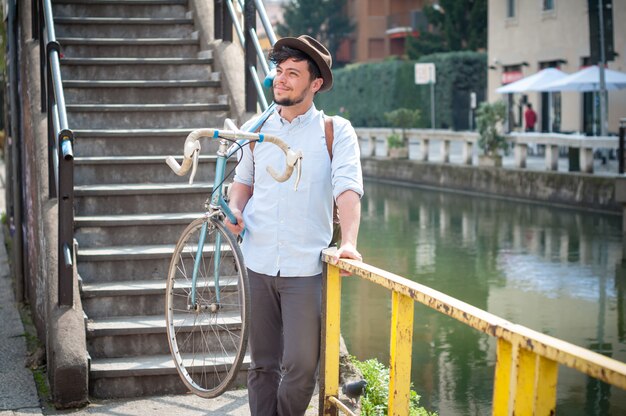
276, 0, 354, 64
407, 0, 487, 60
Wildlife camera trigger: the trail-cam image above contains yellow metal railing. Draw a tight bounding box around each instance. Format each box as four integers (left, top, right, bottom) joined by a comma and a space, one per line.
319, 248, 626, 416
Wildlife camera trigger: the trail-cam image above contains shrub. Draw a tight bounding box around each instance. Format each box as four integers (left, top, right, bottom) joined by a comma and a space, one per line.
350, 356, 437, 416
384, 108, 421, 146
315, 52, 486, 131
476, 100, 508, 156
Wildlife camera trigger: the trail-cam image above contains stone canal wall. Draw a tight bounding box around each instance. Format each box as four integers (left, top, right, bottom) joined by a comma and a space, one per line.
361, 158, 620, 214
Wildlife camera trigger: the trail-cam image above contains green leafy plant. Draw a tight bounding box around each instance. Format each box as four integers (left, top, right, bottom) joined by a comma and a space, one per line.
350, 356, 437, 416
475, 100, 508, 157
386, 133, 404, 149
384, 108, 421, 148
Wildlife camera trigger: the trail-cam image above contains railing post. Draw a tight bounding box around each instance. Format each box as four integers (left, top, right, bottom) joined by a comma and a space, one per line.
214, 0, 233, 42
514, 142, 528, 169
244, 0, 258, 113
319, 263, 341, 416
492, 338, 513, 416
58, 132, 74, 306
617, 118, 626, 175
534, 356, 558, 414
421, 138, 430, 162
388, 291, 414, 415
441, 139, 450, 163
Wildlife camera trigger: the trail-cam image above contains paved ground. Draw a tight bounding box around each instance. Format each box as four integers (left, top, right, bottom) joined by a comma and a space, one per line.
0, 158, 44, 416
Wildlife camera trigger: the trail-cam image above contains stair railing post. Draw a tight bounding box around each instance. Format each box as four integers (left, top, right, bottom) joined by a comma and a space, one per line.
244, 0, 258, 113
57, 130, 74, 307
214, 0, 233, 42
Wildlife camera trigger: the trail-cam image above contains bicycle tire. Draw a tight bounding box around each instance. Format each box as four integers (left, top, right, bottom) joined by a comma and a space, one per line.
165, 217, 250, 397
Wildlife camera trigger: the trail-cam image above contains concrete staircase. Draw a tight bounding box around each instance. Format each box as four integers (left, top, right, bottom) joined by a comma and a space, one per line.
54, 0, 239, 398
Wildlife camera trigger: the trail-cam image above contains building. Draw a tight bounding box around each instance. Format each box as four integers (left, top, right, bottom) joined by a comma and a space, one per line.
345, 0, 428, 62
488, 0, 626, 135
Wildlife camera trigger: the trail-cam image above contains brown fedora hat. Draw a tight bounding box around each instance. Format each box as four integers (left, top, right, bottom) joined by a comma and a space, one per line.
273, 35, 333, 92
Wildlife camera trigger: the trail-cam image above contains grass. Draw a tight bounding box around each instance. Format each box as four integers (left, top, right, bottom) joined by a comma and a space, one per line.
18, 302, 52, 411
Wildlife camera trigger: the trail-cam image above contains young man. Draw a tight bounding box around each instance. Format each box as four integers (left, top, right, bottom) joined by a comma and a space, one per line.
225, 35, 364, 416
524, 103, 537, 132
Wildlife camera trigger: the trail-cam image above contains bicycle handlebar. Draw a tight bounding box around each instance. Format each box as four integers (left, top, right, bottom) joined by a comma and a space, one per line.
165, 126, 303, 190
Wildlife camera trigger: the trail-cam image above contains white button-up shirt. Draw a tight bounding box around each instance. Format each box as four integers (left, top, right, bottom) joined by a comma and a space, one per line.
233, 104, 363, 277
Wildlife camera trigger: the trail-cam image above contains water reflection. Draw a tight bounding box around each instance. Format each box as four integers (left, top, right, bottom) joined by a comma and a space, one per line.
342, 180, 626, 415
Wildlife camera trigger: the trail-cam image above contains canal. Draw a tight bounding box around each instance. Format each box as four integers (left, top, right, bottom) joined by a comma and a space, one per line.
341, 180, 626, 415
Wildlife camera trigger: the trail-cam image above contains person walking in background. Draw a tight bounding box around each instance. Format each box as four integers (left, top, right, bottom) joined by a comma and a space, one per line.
524, 103, 537, 132
225, 35, 364, 416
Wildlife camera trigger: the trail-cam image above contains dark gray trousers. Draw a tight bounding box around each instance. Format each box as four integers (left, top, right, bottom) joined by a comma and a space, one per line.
247, 269, 322, 416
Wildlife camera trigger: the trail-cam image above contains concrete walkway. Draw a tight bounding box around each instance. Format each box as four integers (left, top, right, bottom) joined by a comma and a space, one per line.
0, 158, 43, 416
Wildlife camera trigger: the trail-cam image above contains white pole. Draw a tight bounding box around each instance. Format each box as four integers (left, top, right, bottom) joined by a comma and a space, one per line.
430, 82, 435, 129
598, 0, 608, 136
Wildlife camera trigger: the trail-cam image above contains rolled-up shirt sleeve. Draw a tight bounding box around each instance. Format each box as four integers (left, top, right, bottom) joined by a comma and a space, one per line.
331, 118, 364, 201
233, 144, 254, 187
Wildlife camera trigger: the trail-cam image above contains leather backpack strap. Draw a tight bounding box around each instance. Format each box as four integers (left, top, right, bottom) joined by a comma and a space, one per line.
324, 115, 334, 159
324, 116, 340, 226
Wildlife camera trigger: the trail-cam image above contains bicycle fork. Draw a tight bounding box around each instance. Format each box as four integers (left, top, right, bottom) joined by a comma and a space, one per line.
190, 220, 221, 313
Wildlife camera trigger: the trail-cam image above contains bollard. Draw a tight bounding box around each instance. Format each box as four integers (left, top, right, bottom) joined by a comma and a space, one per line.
617, 118, 626, 175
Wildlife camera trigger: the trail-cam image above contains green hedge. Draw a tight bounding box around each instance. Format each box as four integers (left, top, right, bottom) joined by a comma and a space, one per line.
315, 51, 487, 130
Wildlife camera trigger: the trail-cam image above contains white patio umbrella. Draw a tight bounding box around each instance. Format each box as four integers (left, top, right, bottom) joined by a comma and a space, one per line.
542, 65, 626, 91
496, 68, 568, 93
496, 68, 568, 133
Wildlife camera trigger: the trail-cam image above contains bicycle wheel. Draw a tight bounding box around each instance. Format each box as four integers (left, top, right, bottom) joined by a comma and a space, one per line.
166, 216, 249, 397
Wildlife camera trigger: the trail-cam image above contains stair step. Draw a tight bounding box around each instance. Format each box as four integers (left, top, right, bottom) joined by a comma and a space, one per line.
78, 244, 176, 261
61, 56, 212, 65
55, 0, 187, 4
53, 1, 189, 20
59, 37, 200, 58
74, 154, 232, 185
67, 103, 229, 129
81, 277, 240, 318
68, 103, 227, 113
87, 311, 242, 337
81, 277, 238, 298
55, 17, 193, 24
55, 17, 194, 38
74, 212, 204, 246
74, 182, 213, 216
75, 182, 212, 196
64, 82, 222, 103
90, 353, 248, 379
61, 57, 214, 81
59, 37, 198, 46
72, 129, 216, 157
82, 279, 168, 297
64, 79, 218, 88
74, 155, 218, 165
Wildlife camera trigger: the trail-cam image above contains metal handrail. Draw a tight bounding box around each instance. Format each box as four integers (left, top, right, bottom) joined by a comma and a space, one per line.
36, 0, 75, 306
215, 0, 278, 112
319, 250, 626, 415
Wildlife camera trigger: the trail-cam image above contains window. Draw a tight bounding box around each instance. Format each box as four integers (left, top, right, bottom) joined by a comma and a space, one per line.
507, 0, 515, 18
368, 38, 385, 59
543, 0, 554, 11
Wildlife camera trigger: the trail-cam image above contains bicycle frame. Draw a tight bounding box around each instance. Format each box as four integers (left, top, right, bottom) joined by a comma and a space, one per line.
189, 103, 279, 308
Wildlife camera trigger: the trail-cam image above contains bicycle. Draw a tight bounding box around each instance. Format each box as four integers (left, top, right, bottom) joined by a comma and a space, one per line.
164, 116, 303, 397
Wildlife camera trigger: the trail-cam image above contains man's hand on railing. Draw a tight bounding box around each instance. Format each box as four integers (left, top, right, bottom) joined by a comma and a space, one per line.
329, 243, 362, 277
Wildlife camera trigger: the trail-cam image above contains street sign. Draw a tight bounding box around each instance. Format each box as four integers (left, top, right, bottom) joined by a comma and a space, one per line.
415, 63, 436, 84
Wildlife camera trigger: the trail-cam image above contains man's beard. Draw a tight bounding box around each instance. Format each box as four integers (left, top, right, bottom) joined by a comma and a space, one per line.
273, 87, 308, 107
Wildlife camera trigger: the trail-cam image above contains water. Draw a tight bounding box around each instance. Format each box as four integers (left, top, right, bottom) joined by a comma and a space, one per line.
341, 180, 626, 415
